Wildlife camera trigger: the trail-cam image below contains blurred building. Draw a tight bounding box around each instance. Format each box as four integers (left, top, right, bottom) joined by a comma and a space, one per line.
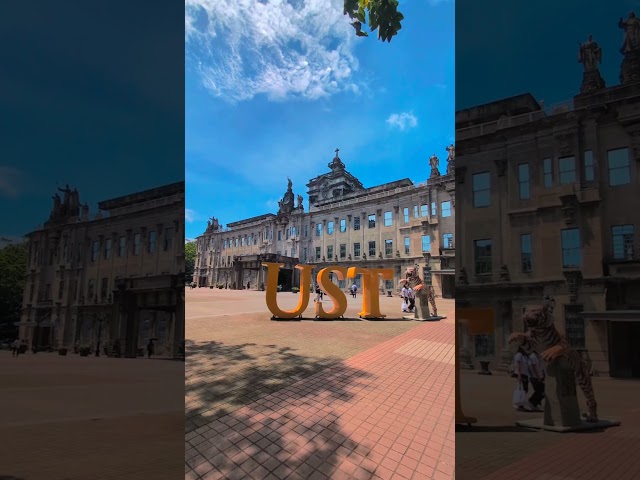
18, 182, 185, 358
456, 73, 640, 376
194, 148, 456, 298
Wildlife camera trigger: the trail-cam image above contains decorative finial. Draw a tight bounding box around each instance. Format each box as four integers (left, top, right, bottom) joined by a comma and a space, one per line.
335, 148, 340, 157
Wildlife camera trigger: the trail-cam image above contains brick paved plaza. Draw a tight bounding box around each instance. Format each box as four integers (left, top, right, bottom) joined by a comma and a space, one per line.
0, 353, 184, 480
457, 368, 640, 479
186, 288, 455, 479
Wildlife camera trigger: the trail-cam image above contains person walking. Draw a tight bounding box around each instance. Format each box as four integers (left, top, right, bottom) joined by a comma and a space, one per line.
12, 338, 20, 357
528, 350, 546, 411
147, 339, 155, 359
513, 346, 531, 411
350, 283, 357, 298
401, 285, 409, 312
407, 287, 416, 312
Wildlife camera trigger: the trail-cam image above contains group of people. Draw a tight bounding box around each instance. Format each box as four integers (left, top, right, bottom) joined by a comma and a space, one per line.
512, 346, 546, 412
401, 285, 416, 313
312, 283, 358, 302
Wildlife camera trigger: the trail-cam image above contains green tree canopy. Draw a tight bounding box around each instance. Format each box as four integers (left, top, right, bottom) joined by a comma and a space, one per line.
343, 0, 404, 43
185, 241, 197, 281
0, 242, 27, 338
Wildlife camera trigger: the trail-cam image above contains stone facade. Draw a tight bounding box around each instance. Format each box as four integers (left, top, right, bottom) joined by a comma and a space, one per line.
18, 182, 185, 358
194, 149, 456, 299
456, 80, 640, 376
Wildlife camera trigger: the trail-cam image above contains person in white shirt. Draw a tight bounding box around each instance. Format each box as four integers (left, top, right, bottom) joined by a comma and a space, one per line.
401, 286, 409, 312
514, 347, 530, 394
528, 351, 545, 410
12, 339, 20, 357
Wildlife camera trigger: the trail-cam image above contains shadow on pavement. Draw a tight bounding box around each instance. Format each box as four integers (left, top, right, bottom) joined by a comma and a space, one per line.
185, 339, 378, 478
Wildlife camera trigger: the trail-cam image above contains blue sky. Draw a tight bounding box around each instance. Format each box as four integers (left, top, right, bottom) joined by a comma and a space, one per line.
185, 0, 455, 240
456, 0, 637, 109
0, 2, 184, 238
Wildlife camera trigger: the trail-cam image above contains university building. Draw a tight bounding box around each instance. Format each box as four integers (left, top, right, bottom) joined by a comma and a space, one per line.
194, 148, 456, 298
456, 29, 640, 377
17, 182, 186, 358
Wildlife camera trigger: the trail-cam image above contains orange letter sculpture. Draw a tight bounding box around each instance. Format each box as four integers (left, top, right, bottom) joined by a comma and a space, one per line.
262, 262, 313, 319
316, 267, 348, 319
347, 267, 394, 319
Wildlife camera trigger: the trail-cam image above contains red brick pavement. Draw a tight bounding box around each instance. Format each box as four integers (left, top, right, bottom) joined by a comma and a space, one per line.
185, 319, 455, 480
478, 419, 640, 480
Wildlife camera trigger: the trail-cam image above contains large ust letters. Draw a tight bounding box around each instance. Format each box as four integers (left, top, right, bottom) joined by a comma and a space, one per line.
262, 262, 394, 319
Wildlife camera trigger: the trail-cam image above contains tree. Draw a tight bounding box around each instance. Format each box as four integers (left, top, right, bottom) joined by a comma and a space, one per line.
343, 0, 404, 43
185, 241, 197, 281
0, 242, 27, 339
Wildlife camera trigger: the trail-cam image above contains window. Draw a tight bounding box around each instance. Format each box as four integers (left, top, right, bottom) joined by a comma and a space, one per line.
100, 278, 108, 299
327, 245, 333, 260
302, 247, 308, 263
543, 158, 553, 187
413, 206, 419, 218
403, 207, 409, 223
420, 204, 428, 217
475, 333, 496, 357
385, 280, 394, 290
353, 216, 360, 230
421, 235, 431, 253
368, 214, 376, 228
521, 234, 532, 272
58, 280, 64, 300
608, 148, 631, 186
430, 202, 436, 216
286, 228, 290, 240
164, 228, 174, 251
612, 225, 634, 259
474, 239, 492, 274
518, 163, 530, 199
368, 241, 376, 257
254, 235, 257, 245
104, 238, 112, 259
443, 233, 453, 249
559, 156, 576, 184
235, 238, 238, 247
304, 224, 309, 237
277, 231, 282, 241
148, 231, 157, 253
315, 247, 321, 260
248, 234, 252, 244
133, 234, 141, 256
340, 244, 346, 259
290, 246, 296, 257
565, 304, 585, 348
87, 279, 95, 299
472, 172, 491, 207
385, 239, 393, 256
583, 151, 595, 182
91, 241, 100, 262
561, 228, 581, 268
327, 221, 334, 235
354, 242, 361, 258
118, 236, 126, 257
62, 238, 68, 262
316, 224, 322, 236
404, 237, 410, 254
340, 219, 346, 233
384, 211, 392, 227
441, 201, 452, 217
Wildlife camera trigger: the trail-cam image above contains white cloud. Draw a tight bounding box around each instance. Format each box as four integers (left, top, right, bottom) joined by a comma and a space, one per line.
386, 112, 418, 131
0, 166, 22, 198
185, 0, 361, 101
185, 208, 197, 223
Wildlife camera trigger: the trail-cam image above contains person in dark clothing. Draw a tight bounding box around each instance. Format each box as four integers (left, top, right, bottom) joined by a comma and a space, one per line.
147, 339, 155, 359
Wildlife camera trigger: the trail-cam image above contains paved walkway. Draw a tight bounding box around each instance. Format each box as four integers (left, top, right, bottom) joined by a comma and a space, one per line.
0, 354, 184, 480
186, 289, 455, 480
457, 369, 640, 480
